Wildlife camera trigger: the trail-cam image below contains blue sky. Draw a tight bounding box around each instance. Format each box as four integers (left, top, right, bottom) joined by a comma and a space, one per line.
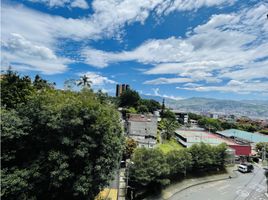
1, 0, 268, 100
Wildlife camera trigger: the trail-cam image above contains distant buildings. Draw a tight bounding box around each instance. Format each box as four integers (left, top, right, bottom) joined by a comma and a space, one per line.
126, 114, 158, 148
116, 84, 130, 97
171, 110, 188, 125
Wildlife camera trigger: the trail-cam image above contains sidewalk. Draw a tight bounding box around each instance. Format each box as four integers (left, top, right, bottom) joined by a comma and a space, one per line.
118, 168, 126, 200
147, 166, 238, 200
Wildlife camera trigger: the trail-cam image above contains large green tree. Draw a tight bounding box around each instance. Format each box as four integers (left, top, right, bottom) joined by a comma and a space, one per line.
139, 99, 161, 113
1, 70, 33, 109
1, 89, 124, 200
166, 149, 192, 177
189, 143, 227, 171
119, 89, 141, 108
129, 148, 170, 189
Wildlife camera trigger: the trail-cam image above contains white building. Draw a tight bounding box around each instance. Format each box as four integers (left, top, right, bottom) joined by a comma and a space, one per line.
126, 114, 158, 148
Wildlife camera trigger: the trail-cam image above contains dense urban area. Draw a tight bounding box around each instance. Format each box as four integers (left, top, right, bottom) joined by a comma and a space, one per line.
1, 70, 268, 200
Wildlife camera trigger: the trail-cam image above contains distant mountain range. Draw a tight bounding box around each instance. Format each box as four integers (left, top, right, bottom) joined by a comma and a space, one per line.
142, 95, 268, 119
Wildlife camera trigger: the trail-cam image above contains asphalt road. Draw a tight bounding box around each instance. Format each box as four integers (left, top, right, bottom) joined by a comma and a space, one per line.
169, 165, 267, 200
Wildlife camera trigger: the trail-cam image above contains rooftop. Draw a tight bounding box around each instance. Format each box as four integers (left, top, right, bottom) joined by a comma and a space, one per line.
217, 129, 268, 143
128, 114, 156, 122
175, 130, 236, 146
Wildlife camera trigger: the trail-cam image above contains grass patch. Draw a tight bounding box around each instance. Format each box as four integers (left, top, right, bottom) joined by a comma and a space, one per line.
156, 139, 183, 154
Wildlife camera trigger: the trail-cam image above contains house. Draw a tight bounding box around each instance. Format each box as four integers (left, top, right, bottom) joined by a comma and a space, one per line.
126, 114, 158, 148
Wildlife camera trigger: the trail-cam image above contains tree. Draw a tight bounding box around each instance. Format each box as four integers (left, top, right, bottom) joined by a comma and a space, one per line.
1, 89, 124, 200
129, 148, 170, 189
189, 143, 214, 171
119, 89, 141, 108
137, 105, 149, 113
166, 149, 192, 177
0, 69, 33, 109
188, 113, 202, 121
124, 138, 138, 159
77, 75, 92, 88
256, 142, 268, 158
198, 118, 222, 133
139, 99, 161, 113
161, 109, 177, 121
33, 75, 55, 90
213, 143, 227, 169
160, 118, 179, 140
189, 143, 226, 171
96, 90, 109, 104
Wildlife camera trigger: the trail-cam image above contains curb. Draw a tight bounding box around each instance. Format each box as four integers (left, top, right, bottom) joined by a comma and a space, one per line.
163, 170, 239, 200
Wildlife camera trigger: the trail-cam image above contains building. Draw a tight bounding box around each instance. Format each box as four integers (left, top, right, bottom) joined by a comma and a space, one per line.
217, 129, 268, 143
126, 114, 158, 148
116, 84, 130, 97
210, 113, 219, 119
175, 130, 251, 156
171, 110, 188, 125
189, 119, 198, 126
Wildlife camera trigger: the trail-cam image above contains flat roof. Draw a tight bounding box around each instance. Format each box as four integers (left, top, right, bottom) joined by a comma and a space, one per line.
217, 129, 268, 143
175, 130, 236, 146
128, 114, 156, 122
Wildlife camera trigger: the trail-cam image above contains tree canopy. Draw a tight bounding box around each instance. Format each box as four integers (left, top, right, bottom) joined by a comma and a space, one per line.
119, 89, 141, 108
1, 72, 124, 200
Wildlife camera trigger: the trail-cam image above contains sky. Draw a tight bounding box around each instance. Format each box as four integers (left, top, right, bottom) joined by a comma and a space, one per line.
1, 0, 268, 100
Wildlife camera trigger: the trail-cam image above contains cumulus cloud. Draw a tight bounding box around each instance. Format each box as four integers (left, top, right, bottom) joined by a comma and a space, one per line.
156, 0, 235, 14
70, 0, 89, 9
77, 72, 116, 86
82, 3, 268, 91
144, 77, 193, 85
149, 88, 183, 100
1, 33, 69, 74
28, 0, 89, 9
1, 0, 235, 74
179, 81, 268, 94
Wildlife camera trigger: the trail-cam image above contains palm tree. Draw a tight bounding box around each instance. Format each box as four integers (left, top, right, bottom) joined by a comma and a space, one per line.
160, 118, 179, 141
77, 75, 92, 88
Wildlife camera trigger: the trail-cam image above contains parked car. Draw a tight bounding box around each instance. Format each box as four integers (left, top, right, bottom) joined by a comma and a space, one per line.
238, 164, 254, 173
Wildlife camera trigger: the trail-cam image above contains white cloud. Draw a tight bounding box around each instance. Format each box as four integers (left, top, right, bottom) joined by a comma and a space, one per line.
144, 77, 193, 85
28, 0, 89, 9
1, 33, 69, 74
148, 88, 183, 100
1, 0, 235, 74
71, 0, 89, 9
149, 88, 183, 100
82, 3, 268, 91
183, 83, 203, 87
179, 81, 268, 94
77, 72, 116, 86
156, 0, 235, 15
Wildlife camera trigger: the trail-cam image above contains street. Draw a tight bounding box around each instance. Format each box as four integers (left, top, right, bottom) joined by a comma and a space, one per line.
169, 165, 267, 200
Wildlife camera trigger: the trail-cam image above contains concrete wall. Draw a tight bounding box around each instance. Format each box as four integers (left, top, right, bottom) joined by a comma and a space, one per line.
128, 118, 157, 137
